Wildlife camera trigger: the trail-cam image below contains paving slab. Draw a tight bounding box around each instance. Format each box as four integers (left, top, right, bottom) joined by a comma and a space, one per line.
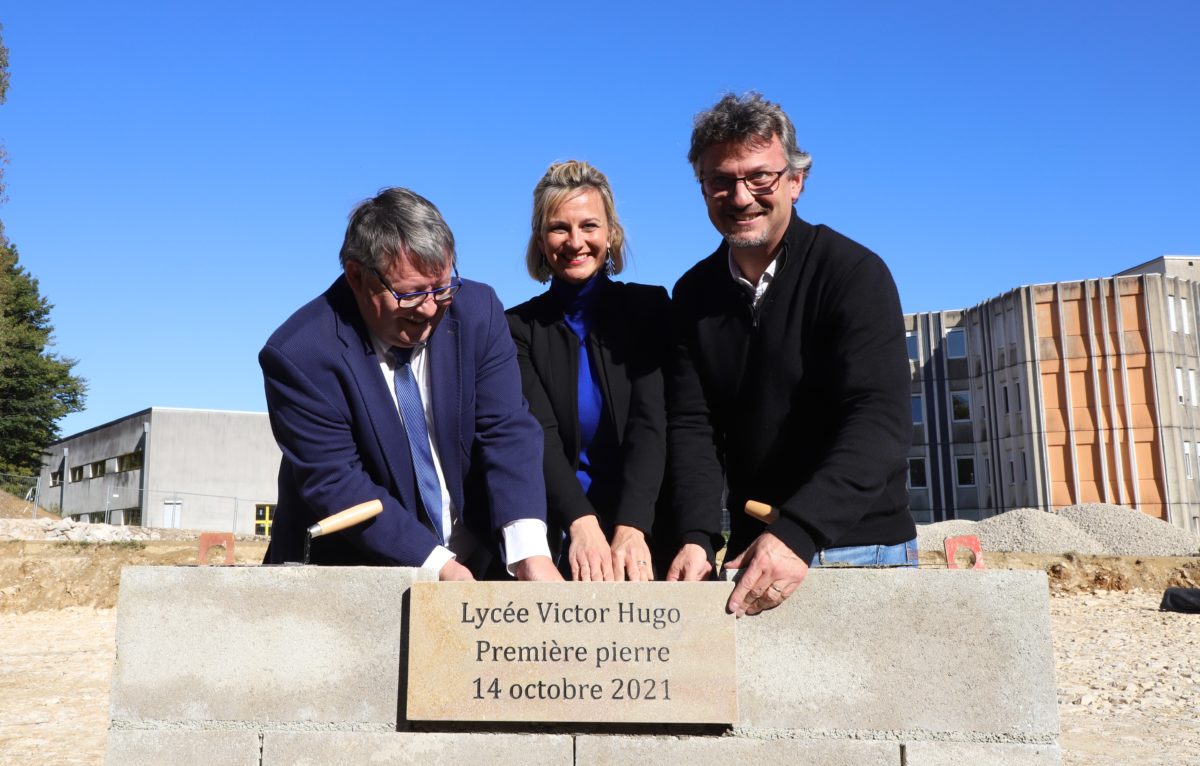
105, 730, 260, 766
576, 734, 899, 765
735, 569, 1059, 739
109, 565, 433, 726
905, 740, 1062, 764
262, 731, 573, 765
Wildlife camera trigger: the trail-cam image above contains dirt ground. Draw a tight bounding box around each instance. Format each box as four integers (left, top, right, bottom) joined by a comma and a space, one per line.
0, 536, 1196, 764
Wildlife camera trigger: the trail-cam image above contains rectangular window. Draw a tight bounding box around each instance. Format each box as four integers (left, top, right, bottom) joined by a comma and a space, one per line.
1183, 297, 1191, 334
1014, 381, 1021, 411
1186, 442, 1193, 480
90, 460, 106, 478
70, 466, 83, 483
50, 470, 63, 487
908, 458, 927, 488
951, 391, 971, 421
911, 395, 924, 424
1008, 451, 1016, 483
956, 457, 976, 486
1191, 371, 1198, 407
906, 332, 919, 361
1169, 295, 1178, 332
1021, 450, 1029, 481
1002, 385, 1010, 414
116, 451, 144, 472
946, 328, 967, 358
255, 504, 275, 536
1177, 367, 1186, 403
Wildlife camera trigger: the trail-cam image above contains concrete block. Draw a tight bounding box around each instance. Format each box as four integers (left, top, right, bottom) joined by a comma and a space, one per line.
905, 741, 1061, 765
576, 735, 899, 765
736, 569, 1059, 740
110, 565, 433, 726
262, 731, 574, 765
105, 730, 261, 766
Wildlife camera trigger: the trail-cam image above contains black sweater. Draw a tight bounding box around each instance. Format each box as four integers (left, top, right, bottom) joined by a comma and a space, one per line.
668, 212, 915, 564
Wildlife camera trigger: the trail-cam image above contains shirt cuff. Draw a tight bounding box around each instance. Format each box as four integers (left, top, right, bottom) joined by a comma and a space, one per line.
420, 545, 456, 576
501, 519, 552, 576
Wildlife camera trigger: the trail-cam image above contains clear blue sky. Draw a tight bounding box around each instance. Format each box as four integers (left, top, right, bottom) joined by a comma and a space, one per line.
3, 1, 1197, 436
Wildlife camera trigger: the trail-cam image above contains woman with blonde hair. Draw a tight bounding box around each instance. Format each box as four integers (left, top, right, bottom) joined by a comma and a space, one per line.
506, 160, 671, 581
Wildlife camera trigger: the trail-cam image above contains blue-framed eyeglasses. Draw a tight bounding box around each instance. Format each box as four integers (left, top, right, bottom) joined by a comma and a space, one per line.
373, 266, 463, 309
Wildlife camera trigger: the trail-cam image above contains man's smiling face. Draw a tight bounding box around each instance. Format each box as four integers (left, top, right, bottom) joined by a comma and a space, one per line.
699, 133, 803, 259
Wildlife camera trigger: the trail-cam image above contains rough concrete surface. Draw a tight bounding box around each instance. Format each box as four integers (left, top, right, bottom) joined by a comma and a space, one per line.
262, 731, 574, 765
905, 741, 1062, 765
735, 569, 1059, 740
109, 565, 433, 726
575, 734, 899, 765
104, 730, 261, 766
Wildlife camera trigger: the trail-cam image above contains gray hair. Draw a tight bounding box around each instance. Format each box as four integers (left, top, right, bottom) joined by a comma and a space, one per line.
525, 160, 627, 283
338, 187, 456, 273
687, 91, 812, 180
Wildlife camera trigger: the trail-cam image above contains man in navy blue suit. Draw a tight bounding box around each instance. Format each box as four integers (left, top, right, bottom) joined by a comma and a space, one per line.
261, 187, 560, 581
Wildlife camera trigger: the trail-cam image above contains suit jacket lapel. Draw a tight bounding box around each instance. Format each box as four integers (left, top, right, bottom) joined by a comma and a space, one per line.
428, 315, 464, 516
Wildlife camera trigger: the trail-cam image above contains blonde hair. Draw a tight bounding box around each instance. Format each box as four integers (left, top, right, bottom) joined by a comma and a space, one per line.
525, 160, 626, 283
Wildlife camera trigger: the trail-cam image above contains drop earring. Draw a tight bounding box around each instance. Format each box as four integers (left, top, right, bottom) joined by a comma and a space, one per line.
605, 245, 615, 277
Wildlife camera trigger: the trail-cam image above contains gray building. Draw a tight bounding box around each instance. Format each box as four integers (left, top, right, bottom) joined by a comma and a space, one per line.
40, 408, 282, 535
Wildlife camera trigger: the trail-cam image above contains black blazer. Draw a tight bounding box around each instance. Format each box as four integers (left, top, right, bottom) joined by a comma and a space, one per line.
506, 280, 671, 559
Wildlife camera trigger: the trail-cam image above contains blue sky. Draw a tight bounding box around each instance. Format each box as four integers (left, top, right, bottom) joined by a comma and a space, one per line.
2, 1, 1197, 436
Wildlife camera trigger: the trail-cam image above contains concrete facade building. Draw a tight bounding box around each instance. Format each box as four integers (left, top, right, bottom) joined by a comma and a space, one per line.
40, 408, 281, 535
907, 256, 1200, 533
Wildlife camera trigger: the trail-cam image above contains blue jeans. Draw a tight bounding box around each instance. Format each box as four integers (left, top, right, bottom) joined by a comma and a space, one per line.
810, 538, 918, 568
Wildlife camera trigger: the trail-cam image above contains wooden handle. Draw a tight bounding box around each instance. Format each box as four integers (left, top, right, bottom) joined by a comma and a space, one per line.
744, 500, 780, 524
310, 500, 384, 538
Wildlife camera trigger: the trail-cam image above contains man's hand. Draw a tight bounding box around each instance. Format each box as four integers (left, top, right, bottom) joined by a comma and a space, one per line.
723, 531, 807, 617
665, 543, 714, 582
438, 558, 475, 581
568, 515, 615, 581
515, 555, 564, 581
610, 525, 653, 582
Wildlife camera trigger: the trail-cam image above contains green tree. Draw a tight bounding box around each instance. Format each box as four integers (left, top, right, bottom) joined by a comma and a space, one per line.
0, 24, 87, 475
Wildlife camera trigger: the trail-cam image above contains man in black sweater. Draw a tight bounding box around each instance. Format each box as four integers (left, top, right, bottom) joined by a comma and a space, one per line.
665, 92, 917, 616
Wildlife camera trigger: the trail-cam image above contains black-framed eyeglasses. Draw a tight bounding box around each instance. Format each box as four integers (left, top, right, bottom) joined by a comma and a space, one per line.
373, 266, 463, 309
700, 168, 789, 198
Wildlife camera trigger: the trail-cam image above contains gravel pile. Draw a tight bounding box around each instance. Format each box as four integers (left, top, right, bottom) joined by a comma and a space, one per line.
918, 504, 1200, 557
1054, 503, 1200, 557
0, 517, 163, 543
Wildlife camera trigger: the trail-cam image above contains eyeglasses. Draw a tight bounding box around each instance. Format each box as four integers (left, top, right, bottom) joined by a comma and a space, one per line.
373, 265, 463, 308
700, 168, 789, 198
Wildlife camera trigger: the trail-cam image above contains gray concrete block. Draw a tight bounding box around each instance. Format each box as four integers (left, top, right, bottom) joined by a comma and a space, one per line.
262, 731, 574, 765
905, 741, 1062, 765
736, 569, 1059, 740
109, 565, 433, 726
576, 734, 900, 765
105, 729, 261, 766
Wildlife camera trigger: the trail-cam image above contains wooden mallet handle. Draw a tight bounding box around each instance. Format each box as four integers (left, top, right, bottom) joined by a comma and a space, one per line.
744, 500, 780, 524
307, 499, 384, 539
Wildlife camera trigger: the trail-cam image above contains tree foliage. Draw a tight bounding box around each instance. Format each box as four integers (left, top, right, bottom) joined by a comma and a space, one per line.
0, 23, 87, 474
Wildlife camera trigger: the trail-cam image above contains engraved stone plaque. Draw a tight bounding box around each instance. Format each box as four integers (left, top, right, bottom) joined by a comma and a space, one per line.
406, 582, 736, 724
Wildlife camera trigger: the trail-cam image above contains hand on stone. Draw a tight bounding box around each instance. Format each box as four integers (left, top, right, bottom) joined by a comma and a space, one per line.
438, 558, 475, 582
515, 555, 563, 581
610, 525, 654, 582
568, 516, 615, 581
665, 543, 714, 582
723, 531, 807, 617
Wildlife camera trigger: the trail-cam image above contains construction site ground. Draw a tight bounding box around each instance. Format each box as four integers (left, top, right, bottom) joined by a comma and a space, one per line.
0, 531, 1196, 764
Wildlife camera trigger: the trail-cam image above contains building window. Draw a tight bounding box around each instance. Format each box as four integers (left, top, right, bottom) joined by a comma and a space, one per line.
906, 332, 919, 361
1186, 442, 1193, 480
1002, 385, 1010, 414
90, 460, 106, 478
50, 470, 63, 487
911, 395, 924, 424
1177, 367, 1186, 403
70, 466, 83, 483
946, 328, 967, 358
1190, 371, 1198, 407
1021, 450, 1029, 481
1184, 297, 1192, 335
1008, 451, 1016, 483
116, 451, 144, 472
255, 504, 275, 536
956, 457, 976, 487
951, 391, 971, 421
1169, 295, 1178, 332
908, 458, 927, 489
1014, 381, 1021, 411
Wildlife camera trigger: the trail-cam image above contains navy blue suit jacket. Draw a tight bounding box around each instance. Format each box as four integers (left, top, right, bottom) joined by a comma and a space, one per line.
260, 275, 545, 570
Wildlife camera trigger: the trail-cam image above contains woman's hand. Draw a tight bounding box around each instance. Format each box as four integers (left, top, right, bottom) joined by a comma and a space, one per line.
568, 515, 615, 581
610, 525, 654, 582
